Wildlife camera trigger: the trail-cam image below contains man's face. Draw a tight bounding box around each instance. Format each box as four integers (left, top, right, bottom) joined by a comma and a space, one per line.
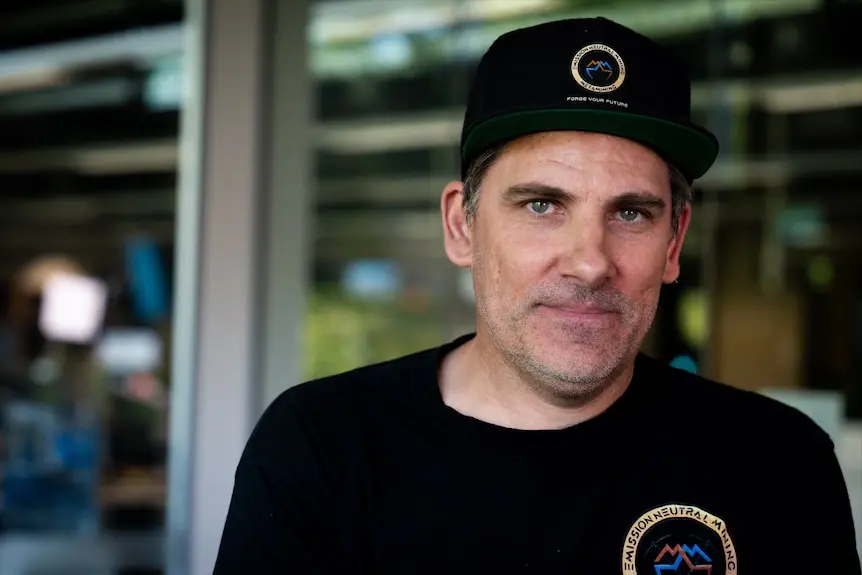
443, 131, 690, 401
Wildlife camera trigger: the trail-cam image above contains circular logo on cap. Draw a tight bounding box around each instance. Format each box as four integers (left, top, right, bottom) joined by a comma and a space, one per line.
622, 504, 738, 575
571, 43, 626, 93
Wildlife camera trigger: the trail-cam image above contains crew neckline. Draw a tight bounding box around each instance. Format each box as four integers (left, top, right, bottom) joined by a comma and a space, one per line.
409, 333, 655, 448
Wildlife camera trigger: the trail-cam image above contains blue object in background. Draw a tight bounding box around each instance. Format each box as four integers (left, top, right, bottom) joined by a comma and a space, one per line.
125, 236, 170, 323
670, 354, 698, 374
341, 260, 402, 299
2, 401, 101, 534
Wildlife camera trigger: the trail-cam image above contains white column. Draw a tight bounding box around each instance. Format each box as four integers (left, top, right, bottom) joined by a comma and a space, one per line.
259, 0, 313, 410
165, 0, 310, 573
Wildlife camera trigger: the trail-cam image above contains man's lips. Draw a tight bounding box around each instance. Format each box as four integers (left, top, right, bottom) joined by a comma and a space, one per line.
537, 303, 619, 322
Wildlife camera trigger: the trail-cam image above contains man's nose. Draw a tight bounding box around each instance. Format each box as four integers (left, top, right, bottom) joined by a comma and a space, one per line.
558, 217, 614, 288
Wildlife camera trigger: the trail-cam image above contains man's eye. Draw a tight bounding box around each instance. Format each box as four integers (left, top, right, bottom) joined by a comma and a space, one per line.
527, 200, 552, 215
618, 208, 644, 222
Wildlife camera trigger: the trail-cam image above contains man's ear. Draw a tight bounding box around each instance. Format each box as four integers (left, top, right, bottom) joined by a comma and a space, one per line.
662, 203, 692, 284
441, 180, 473, 268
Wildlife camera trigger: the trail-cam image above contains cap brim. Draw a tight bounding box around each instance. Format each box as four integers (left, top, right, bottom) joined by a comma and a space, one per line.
462, 109, 719, 181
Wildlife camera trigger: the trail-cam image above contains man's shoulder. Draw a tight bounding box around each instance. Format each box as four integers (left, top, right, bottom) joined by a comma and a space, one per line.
285, 345, 436, 408
648, 356, 833, 448
249, 345, 439, 445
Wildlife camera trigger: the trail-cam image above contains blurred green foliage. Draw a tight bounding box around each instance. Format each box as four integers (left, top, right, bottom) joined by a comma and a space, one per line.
303, 286, 446, 381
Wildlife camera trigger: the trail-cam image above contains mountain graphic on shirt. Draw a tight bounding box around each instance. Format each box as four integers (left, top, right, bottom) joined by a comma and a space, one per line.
653, 544, 713, 574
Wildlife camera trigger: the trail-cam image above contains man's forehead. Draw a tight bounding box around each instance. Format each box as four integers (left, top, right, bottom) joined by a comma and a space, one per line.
484, 132, 671, 196
503, 131, 665, 166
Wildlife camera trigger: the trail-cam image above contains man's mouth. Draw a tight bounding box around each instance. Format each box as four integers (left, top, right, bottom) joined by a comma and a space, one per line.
538, 303, 619, 321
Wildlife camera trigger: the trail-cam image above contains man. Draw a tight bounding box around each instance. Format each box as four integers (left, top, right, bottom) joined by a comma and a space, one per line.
215, 18, 860, 574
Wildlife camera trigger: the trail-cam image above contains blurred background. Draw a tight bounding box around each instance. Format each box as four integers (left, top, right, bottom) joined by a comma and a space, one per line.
0, 0, 859, 573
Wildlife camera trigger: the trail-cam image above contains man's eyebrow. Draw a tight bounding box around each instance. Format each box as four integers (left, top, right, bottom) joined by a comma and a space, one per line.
501, 183, 572, 203
610, 191, 667, 213
502, 185, 667, 213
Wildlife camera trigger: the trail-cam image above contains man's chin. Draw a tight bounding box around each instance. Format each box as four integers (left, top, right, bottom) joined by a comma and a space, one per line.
539, 363, 615, 386
522, 347, 620, 384
535, 326, 616, 354
521, 359, 616, 401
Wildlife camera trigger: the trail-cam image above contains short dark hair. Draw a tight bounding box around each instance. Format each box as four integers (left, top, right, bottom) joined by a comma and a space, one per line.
462, 144, 693, 234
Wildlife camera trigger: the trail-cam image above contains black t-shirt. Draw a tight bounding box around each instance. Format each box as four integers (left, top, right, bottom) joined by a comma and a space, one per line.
214, 335, 860, 574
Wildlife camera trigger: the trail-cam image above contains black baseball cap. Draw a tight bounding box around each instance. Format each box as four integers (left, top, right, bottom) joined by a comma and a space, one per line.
460, 17, 719, 182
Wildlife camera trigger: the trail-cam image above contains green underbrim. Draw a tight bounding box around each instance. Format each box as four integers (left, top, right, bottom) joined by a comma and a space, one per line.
462, 109, 719, 181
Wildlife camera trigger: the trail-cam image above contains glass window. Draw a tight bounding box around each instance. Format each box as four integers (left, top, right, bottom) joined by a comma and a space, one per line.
0, 3, 182, 573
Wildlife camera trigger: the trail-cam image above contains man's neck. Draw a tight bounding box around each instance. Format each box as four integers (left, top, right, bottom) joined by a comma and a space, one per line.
438, 333, 634, 431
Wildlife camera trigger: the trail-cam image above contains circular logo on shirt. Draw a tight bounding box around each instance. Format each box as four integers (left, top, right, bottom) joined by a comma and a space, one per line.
622, 504, 738, 575
571, 43, 626, 93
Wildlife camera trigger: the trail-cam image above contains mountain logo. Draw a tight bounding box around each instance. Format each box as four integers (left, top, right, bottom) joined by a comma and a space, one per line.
585, 59, 614, 79
621, 504, 738, 575
654, 544, 712, 574
571, 43, 626, 93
